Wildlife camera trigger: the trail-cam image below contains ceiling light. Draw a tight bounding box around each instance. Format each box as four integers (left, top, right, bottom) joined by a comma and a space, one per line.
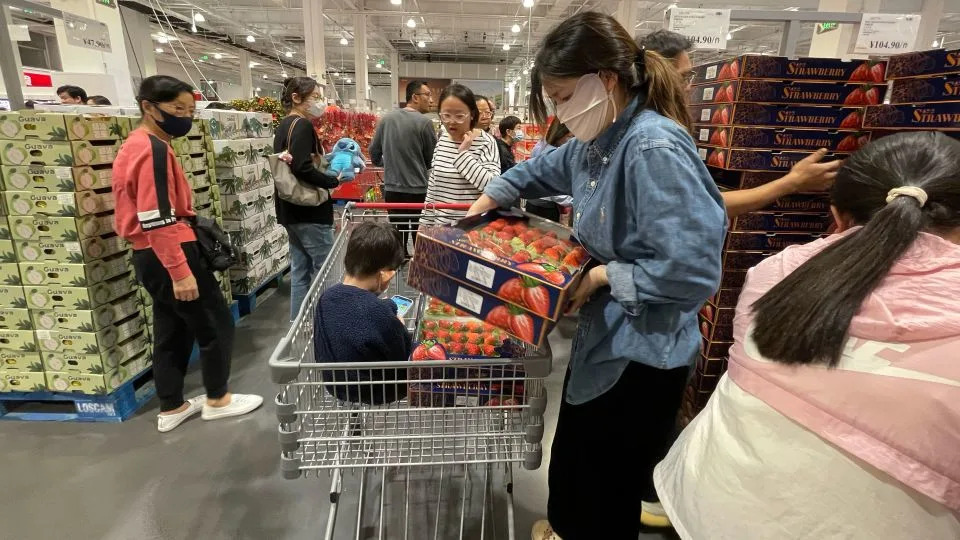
246, 35, 255, 43
523, 68, 529, 74
346, 78, 352, 83
417, 40, 426, 48
503, 43, 510, 51
391, 0, 401, 4
255, 87, 261, 92
340, 37, 348, 45
285, 51, 293, 58
190, 23, 197, 33
157, 35, 168, 44
214, 53, 222, 60
522, 0, 534, 8
193, 12, 205, 22
406, 18, 416, 28
281, 71, 288, 77
262, 74, 268, 79
249, 61, 259, 67
155, 47, 163, 53
726, 32, 732, 40
932, 38, 941, 47
511, 23, 521, 33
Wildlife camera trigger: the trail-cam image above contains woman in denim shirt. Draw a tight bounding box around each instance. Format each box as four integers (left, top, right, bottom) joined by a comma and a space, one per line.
469, 12, 726, 540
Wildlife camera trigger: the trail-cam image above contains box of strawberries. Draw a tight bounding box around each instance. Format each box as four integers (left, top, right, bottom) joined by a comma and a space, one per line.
693, 55, 886, 84
699, 147, 848, 172
409, 211, 591, 348
694, 125, 869, 152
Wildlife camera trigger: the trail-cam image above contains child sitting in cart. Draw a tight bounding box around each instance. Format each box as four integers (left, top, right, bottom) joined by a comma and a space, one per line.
314, 222, 411, 405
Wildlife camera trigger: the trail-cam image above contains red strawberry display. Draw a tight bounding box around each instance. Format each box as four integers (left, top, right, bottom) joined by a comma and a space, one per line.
485, 305, 511, 328
835, 135, 860, 152
718, 63, 731, 80
844, 87, 866, 105
520, 278, 552, 316
839, 111, 862, 129
484, 304, 536, 343
729, 59, 740, 78
561, 246, 589, 272
870, 62, 885, 83
710, 107, 723, 124
516, 263, 566, 285
413, 341, 446, 361
511, 251, 532, 263
720, 107, 730, 124
708, 128, 722, 146
850, 62, 870, 82
864, 86, 880, 105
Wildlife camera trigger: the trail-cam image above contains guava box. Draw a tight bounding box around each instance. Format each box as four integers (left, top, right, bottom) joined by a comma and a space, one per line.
889, 75, 960, 104
725, 231, 826, 252
1, 165, 111, 192
0, 112, 124, 141
15, 234, 128, 264
230, 260, 271, 294
19, 252, 130, 287
42, 328, 149, 375
35, 324, 118, 354
3, 190, 114, 217
0, 328, 38, 353
0, 140, 120, 167
0, 369, 46, 392
0, 263, 21, 286
7, 214, 115, 242
215, 165, 259, 195
0, 285, 26, 308
171, 135, 213, 156
886, 48, 960, 79
694, 125, 869, 151
24, 271, 137, 310
700, 146, 848, 172
221, 188, 268, 221
693, 55, 885, 83
0, 349, 42, 371
0, 238, 15, 262
192, 186, 218, 208
45, 350, 149, 395
31, 291, 141, 333
187, 170, 213, 190
222, 211, 271, 247
213, 139, 258, 168
0, 308, 32, 330
691, 103, 865, 129
863, 103, 960, 129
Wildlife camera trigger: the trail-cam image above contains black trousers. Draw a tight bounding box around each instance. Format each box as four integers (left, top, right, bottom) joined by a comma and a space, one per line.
133, 242, 235, 412
525, 201, 562, 223
547, 361, 689, 540
384, 190, 426, 256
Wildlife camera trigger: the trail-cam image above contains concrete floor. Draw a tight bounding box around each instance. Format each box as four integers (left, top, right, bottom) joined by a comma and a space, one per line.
0, 281, 678, 540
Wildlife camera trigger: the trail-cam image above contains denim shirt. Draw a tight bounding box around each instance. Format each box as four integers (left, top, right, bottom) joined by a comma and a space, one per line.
484, 101, 727, 405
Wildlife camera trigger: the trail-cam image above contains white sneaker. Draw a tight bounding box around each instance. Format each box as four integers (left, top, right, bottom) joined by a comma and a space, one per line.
201, 393, 263, 421
531, 520, 562, 540
640, 500, 672, 528
157, 395, 205, 433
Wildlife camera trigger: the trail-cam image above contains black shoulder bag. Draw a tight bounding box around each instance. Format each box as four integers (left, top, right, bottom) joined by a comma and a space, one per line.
188, 215, 237, 272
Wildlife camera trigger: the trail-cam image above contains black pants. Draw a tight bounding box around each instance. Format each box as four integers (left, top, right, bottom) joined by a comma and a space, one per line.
384, 190, 426, 256
547, 361, 689, 540
525, 201, 562, 223
133, 242, 235, 412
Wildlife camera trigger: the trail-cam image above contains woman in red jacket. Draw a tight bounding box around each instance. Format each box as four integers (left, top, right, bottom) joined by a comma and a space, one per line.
113, 75, 262, 433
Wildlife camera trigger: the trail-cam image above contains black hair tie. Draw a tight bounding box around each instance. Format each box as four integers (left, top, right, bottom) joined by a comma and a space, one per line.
636, 45, 646, 66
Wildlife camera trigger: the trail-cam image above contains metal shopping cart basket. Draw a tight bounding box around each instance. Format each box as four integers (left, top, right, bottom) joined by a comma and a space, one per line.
269, 203, 552, 540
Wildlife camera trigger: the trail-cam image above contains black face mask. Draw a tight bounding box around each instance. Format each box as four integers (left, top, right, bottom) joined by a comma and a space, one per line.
150, 103, 193, 137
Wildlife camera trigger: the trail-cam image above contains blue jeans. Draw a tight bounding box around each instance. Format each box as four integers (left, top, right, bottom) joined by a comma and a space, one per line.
286, 223, 335, 321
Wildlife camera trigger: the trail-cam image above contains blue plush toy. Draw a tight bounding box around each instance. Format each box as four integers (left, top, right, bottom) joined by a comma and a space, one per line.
325, 137, 366, 181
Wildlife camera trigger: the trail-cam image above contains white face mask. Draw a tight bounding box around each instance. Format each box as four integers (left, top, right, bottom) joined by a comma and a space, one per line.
307, 100, 324, 117
554, 74, 617, 142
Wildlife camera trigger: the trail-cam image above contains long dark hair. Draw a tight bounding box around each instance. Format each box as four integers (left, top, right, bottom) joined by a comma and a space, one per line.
530, 12, 689, 130
751, 131, 960, 366
281, 76, 318, 111
136, 75, 192, 112
544, 118, 571, 147
438, 84, 480, 129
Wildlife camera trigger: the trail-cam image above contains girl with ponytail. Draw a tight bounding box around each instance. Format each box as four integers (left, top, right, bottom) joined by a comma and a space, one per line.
655, 131, 960, 538
468, 12, 727, 538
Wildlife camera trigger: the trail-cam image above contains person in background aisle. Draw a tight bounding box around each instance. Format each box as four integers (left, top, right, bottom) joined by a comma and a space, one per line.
423, 84, 501, 225
655, 131, 960, 539
526, 119, 574, 222
86, 95, 111, 106
275, 77, 342, 321
495, 115, 522, 173
315, 222, 411, 405
56, 85, 87, 104
640, 29, 842, 218
369, 80, 437, 258
475, 95, 495, 135
113, 75, 262, 433
468, 13, 725, 539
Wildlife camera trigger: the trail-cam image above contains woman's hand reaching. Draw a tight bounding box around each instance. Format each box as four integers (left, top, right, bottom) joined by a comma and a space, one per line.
467, 195, 500, 217
567, 265, 608, 313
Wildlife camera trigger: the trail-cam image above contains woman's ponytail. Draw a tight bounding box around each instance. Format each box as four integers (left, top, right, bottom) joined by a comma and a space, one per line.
636, 49, 691, 132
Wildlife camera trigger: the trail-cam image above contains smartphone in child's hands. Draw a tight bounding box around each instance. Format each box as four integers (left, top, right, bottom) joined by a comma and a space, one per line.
391, 295, 414, 319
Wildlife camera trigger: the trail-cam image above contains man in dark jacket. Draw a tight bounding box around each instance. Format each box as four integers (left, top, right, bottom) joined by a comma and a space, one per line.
496, 116, 522, 174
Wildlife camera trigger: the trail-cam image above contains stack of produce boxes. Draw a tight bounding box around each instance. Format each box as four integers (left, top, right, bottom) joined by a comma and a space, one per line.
864, 48, 960, 137
682, 55, 886, 422
0, 111, 151, 394
203, 110, 288, 296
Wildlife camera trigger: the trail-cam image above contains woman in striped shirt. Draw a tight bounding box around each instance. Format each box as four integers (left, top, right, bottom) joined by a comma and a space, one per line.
423, 84, 501, 224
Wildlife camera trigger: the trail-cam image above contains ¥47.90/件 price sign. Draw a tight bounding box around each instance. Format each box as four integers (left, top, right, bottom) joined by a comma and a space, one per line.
854, 14, 921, 55
667, 8, 731, 50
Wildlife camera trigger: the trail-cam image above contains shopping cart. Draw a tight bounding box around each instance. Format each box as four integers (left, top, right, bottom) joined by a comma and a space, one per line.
330, 166, 384, 202
269, 202, 552, 540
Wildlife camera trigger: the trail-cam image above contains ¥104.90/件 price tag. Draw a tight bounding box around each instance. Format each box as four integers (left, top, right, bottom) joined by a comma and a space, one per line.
854, 14, 921, 55
667, 7, 731, 50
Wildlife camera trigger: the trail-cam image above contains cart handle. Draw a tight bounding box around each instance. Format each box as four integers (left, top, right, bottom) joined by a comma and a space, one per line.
348, 202, 473, 210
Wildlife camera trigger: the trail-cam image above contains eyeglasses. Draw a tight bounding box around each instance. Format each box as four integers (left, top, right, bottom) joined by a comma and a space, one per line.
151, 101, 195, 117
440, 112, 471, 123
479, 111, 493, 118
682, 71, 696, 84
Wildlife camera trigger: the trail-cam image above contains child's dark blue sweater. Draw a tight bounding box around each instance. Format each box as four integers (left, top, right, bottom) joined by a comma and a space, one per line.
314, 284, 412, 404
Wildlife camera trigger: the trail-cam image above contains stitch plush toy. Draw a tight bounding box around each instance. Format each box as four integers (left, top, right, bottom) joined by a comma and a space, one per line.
324, 137, 366, 181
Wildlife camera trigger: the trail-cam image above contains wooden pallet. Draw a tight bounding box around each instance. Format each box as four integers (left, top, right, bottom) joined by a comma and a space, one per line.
234, 266, 290, 317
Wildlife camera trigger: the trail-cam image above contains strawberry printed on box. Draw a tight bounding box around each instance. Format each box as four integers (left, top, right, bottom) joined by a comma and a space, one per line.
699, 147, 849, 172
414, 297, 525, 359
693, 55, 886, 84
735, 80, 883, 106
694, 125, 869, 151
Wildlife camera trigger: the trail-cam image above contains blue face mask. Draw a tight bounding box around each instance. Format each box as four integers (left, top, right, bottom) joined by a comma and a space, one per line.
513, 130, 525, 141
151, 103, 193, 137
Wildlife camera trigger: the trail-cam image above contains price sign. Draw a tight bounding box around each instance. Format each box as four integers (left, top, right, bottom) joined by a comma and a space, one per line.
63, 13, 112, 53
854, 13, 920, 55
667, 7, 731, 50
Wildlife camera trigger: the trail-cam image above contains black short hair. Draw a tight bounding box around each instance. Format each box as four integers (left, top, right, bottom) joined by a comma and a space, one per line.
282, 76, 319, 111
87, 95, 111, 105
639, 29, 694, 60
136, 75, 193, 112
499, 116, 522, 138
56, 85, 87, 101
344, 222, 405, 277
205, 102, 235, 110
438, 84, 480, 129
405, 80, 429, 102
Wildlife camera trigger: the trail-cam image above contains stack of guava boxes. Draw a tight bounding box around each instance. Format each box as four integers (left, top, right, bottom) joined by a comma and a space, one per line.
204, 110, 289, 304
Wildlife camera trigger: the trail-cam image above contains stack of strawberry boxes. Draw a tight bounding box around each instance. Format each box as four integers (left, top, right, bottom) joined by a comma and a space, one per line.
682, 55, 887, 423
863, 48, 960, 137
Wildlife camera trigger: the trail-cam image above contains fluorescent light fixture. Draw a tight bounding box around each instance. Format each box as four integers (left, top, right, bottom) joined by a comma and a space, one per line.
262, 74, 268, 79
503, 43, 510, 51
340, 37, 348, 45
155, 47, 163, 53
522, 0, 534, 7
193, 12, 205, 22
333, 71, 340, 76
246, 35, 255, 43
511, 23, 521, 33
726, 32, 732, 40
932, 38, 941, 47
214, 53, 222, 60
190, 23, 197, 33
391, 0, 401, 4
346, 78, 352, 83
406, 18, 416, 28
157, 35, 169, 44
281, 71, 288, 77
417, 40, 426, 48
255, 87, 261, 92
285, 51, 293, 58
249, 61, 260, 67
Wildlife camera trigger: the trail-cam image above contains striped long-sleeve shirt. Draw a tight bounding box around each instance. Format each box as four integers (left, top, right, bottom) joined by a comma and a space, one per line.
422, 131, 501, 225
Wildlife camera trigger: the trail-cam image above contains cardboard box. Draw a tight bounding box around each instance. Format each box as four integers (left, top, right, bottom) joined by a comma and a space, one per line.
699, 313, 733, 342
222, 188, 267, 220
694, 125, 869, 151
701, 147, 848, 172
222, 212, 269, 247
24, 271, 137, 310
0, 140, 119, 167
35, 325, 118, 354
701, 337, 733, 358
0, 263, 21, 286
890, 75, 960, 104
885, 48, 960, 79
213, 139, 255, 168
229, 260, 271, 294
732, 212, 832, 233
31, 291, 142, 332
8, 214, 115, 242
0, 329, 38, 352
722, 250, 774, 271
19, 253, 130, 287
693, 55, 886, 83
737, 80, 883, 106
0, 238, 14, 263
0, 308, 32, 330
3, 190, 114, 217
1, 165, 111, 192
708, 288, 741, 309
863, 103, 960, 129
0, 349, 42, 371
766, 193, 831, 213
0, 369, 46, 392
15, 235, 128, 264
45, 350, 149, 395
725, 231, 825, 251
0, 285, 26, 309
689, 81, 740, 104
44, 339, 150, 384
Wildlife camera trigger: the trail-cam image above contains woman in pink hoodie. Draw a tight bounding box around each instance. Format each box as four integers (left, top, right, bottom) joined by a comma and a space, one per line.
654, 131, 960, 539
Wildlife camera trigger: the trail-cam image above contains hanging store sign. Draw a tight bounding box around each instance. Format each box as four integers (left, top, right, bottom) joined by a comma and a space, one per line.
816, 22, 840, 35
23, 72, 53, 87
667, 7, 731, 50
63, 13, 112, 53
854, 13, 921, 55
9, 24, 30, 42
